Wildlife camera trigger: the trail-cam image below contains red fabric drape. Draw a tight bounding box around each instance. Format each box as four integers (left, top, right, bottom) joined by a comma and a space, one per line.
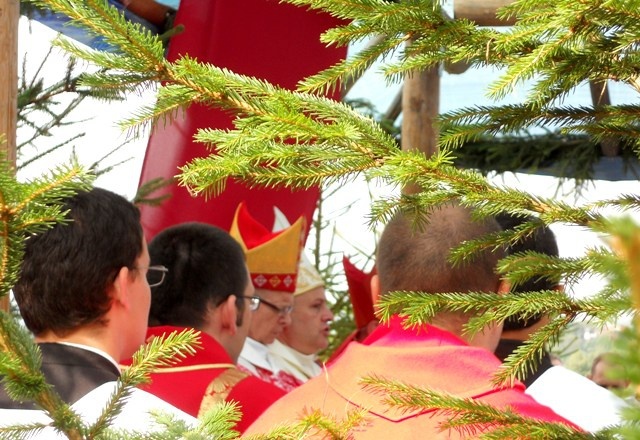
138, 0, 346, 239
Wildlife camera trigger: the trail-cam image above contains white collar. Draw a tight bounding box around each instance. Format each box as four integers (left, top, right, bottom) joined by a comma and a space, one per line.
238, 337, 275, 373
268, 339, 321, 381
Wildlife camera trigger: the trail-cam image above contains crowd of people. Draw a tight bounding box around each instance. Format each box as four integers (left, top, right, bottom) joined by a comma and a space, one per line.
0, 187, 632, 437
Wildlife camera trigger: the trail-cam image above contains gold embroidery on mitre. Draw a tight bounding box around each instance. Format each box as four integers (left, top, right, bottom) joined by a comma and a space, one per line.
230, 203, 305, 292
197, 368, 249, 419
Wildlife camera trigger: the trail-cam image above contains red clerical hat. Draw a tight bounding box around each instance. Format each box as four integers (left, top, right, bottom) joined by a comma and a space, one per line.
343, 256, 377, 329
230, 202, 305, 293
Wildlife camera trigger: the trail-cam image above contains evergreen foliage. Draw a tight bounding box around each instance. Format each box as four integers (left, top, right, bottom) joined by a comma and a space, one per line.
17, 18, 141, 180
5, 0, 640, 437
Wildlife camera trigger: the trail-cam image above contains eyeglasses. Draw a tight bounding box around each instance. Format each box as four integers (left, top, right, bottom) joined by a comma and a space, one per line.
239, 296, 293, 316
140, 265, 169, 287
238, 295, 261, 312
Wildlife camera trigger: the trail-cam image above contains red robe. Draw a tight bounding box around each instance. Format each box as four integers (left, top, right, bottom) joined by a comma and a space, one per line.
141, 326, 285, 433
245, 316, 580, 438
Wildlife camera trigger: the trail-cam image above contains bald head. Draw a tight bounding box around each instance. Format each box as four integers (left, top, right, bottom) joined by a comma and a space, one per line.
377, 203, 504, 296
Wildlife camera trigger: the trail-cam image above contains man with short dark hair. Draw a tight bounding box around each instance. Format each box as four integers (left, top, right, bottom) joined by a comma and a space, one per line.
0, 187, 151, 407
492, 214, 628, 432
246, 203, 577, 438
0, 187, 195, 433
494, 212, 560, 386
139, 222, 285, 433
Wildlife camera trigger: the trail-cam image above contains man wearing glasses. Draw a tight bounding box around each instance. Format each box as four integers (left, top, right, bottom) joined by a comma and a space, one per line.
138, 222, 285, 432
230, 202, 305, 391
0, 187, 195, 432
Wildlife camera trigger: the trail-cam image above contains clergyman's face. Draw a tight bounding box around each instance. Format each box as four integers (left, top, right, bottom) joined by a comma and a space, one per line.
249, 289, 293, 344
279, 286, 333, 355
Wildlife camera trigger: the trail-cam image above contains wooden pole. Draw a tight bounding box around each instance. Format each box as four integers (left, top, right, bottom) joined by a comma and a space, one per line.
398, 1, 514, 195
0, 0, 18, 165
401, 65, 440, 195
589, 80, 619, 157
0, 0, 18, 313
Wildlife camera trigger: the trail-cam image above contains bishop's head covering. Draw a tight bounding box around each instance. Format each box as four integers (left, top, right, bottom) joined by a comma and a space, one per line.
230, 202, 305, 293
272, 207, 324, 296
343, 256, 377, 329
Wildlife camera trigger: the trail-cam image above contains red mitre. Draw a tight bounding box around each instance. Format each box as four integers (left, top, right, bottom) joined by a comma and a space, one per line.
230, 202, 305, 293
343, 256, 377, 329
326, 257, 378, 363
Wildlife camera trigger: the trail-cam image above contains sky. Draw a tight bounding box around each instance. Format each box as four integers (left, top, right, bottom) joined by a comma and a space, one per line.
17, 16, 640, 301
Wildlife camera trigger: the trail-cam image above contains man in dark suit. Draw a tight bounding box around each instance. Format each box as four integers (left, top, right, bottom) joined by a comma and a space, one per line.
494, 212, 560, 387
0, 187, 155, 408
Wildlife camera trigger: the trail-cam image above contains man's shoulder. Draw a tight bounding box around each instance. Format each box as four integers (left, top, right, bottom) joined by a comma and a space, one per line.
0, 342, 120, 409
232, 370, 287, 398
246, 324, 578, 437
75, 382, 198, 429
526, 365, 627, 432
0, 382, 198, 437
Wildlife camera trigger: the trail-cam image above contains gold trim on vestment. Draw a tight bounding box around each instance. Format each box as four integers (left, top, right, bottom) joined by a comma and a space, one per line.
198, 368, 250, 419
147, 363, 235, 373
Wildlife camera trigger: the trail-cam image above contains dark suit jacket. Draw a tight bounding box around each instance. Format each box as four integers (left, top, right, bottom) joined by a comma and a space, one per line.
0, 343, 120, 409
495, 338, 553, 387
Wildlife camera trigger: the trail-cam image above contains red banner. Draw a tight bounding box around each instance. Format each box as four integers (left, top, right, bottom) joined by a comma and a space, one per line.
138, 0, 346, 239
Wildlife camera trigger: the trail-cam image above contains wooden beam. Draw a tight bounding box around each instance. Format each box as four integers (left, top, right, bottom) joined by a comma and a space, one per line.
0, 0, 18, 314
454, 0, 516, 26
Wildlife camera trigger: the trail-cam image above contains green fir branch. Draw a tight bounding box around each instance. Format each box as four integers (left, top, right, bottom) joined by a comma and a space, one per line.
122, 329, 201, 387
299, 33, 409, 95
360, 374, 588, 439
494, 316, 570, 385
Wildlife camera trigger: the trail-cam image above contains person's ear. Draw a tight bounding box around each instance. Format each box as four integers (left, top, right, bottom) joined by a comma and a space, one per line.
112, 266, 132, 308
370, 274, 381, 305
219, 295, 239, 336
497, 279, 511, 295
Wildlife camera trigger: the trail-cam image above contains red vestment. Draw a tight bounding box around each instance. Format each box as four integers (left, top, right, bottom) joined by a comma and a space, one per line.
245, 316, 580, 438
141, 326, 285, 433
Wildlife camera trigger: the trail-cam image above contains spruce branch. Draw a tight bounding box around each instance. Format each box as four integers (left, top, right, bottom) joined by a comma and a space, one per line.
493, 316, 570, 386
122, 329, 201, 387
30, 0, 166, 64
86, 330, 201, 438
360, 375, 588, 439
0, 312, 85, 440
299, 32, 408, 95
195, 401, 241, 440
17, 0, 640, 437
244, 407, 367, 440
